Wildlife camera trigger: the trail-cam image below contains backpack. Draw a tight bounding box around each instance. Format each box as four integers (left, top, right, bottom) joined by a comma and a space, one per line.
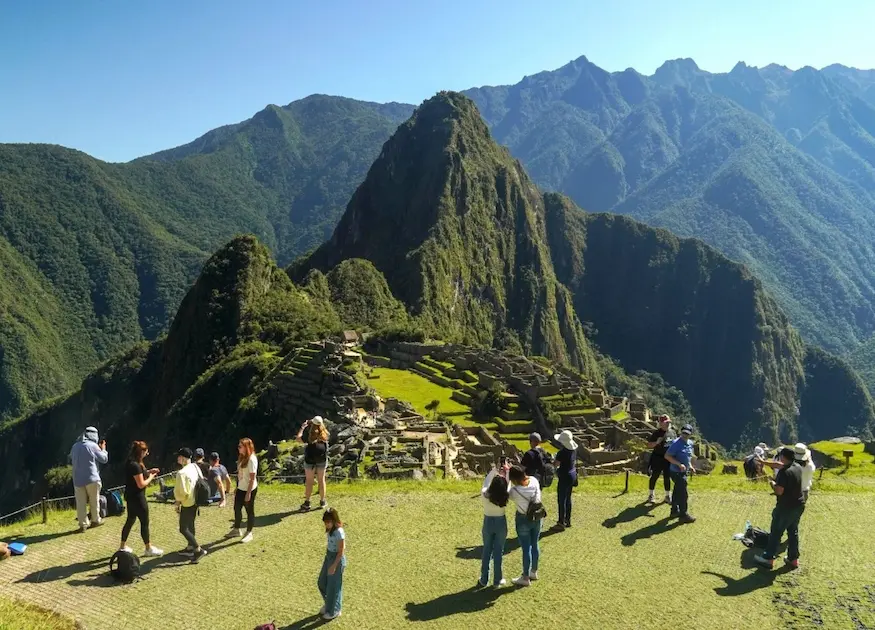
540, 449, 555, 489
194, 476, 211, 507
103, 489, 125, 517
742, 525, 770, 549
109, 550, 140, 583
512, 487, 548, 521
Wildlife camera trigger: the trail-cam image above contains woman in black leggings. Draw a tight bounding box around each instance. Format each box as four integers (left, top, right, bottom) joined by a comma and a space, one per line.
119, 441, 163, 557
647, 415, 673, 504
227, 437, 258, 543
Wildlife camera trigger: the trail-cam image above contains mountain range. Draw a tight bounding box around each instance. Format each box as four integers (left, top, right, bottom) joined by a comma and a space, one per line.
2, 55, 875, 431
3, 91, 872, 512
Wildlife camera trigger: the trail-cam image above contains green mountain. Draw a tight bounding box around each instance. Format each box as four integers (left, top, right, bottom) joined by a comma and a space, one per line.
0, 97, 409, 421
296, 92, 875, 447
463, 56, 875, 355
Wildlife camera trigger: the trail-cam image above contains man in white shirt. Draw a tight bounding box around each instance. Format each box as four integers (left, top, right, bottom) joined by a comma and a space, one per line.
174, 448, 207, 563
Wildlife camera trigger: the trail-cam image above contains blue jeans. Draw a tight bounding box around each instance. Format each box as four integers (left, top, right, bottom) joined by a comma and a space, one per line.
480, 515, 507, 585
764, 504, 805, 560
670, 471, 688, 516
515, 512, 541, 576
318, 551, 346, 616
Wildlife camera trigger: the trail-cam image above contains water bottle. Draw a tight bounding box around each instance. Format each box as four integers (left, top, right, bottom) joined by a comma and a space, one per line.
745, 519, 751, 533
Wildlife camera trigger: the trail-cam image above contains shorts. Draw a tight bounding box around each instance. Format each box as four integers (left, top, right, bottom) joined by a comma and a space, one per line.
304, 462, 327, 471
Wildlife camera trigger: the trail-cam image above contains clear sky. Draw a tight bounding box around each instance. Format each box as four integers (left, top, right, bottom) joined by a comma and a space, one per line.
2, 0, 873, 162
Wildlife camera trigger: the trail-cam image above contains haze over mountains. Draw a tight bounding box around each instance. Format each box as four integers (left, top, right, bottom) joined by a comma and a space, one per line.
1, 54, 875, 435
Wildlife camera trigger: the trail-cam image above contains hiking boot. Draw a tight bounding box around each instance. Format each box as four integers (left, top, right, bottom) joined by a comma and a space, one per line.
190, 548, 207, 564
680, 514, 697, 524
300, 500, 311, 512
784, 557, 800, 570
78, 525, 88, 534
241, 532, 253, 543
89, 520, 104, 529
528, 570, 539, 581
512, 576, 531, 587
754, 554, 775, 569
564, 521, 572, 528
143, 546, 163, 558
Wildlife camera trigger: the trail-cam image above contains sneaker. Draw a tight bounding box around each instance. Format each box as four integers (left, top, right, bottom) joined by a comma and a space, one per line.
190, 548, 207, 564
322, 611, 341, 621
319, 606, 326, 615
300, 500, 311, 512
664, 494, 672, 504
680, 514, 697, 524
241, 532, 253, 543
754, 554, 774, 569
319, 499, 327, 509
143, 546, 163, 558
554, 522, 566, 531
512, 576, 531, 587
78, 525, 88, 534
179, 547, 195, 557
647, 494, 655, 503
89, 520, 104, 529
528, 570, 539, 581
119, 546, 133, 553
225, 528, 241, 539
784, 557, 800, 570
477, 579, 488, 588
495, 578, 507, 587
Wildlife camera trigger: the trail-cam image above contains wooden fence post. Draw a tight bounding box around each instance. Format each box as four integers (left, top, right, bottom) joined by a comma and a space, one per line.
624, 469, 630, 494
41, 497, 47, 524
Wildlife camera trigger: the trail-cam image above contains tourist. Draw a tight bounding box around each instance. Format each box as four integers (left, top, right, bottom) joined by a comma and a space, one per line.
193, 448, 210, 478
298, 416, 329, 511
70, 426, 108, 533
665, 424, 696, 523
795, 443, 816, 501
646, 415, 673, 503
208, 452, 231, 507
119, 441, 163, 557
318, 508, 347, 621
520, 432, 549, 484
553, 429, 578, 530
755, 447, 806, 569
507, 465, 543, 586
229, 437, 258, 543
743, 444, 767, 480
478, 458, 510, 587
0, 542, 8, 561
174, 447, 207, 563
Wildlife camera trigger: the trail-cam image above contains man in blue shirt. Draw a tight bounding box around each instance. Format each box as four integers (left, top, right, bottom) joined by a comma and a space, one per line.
665, 424, 696, 523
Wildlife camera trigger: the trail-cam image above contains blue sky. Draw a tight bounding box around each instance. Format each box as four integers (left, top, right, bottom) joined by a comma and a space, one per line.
2, 0, 873, 162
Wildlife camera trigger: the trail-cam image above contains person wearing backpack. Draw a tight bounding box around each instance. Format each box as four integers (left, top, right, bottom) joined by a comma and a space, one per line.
174, 448, 207, 563
119, 441, 163, 558
318, 508, 347, 621
520, 433, 549, 485
70, 426, 108, 533
646, 415, 674, 503
478, 459, 510, 587
552, 430, 578, 531
508, 465, 544, 587
227, 438, 258, 543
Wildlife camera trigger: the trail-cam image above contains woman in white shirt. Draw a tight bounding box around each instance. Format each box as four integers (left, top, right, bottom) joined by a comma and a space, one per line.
228, 437, 258, 543
508, 465, 543, 587
794, 443, 816, 501
479, 459, 510, 588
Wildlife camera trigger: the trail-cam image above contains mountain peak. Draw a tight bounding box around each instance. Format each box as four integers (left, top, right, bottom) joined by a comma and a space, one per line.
652, 58, 705, 86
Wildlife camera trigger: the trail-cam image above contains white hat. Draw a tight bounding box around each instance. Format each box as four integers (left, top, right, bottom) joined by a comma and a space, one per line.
311, 416, 324, 426
754, 446, 765, 457
793, 442, 810, 461
757, 442, 769, 451
554, 430, 578, 451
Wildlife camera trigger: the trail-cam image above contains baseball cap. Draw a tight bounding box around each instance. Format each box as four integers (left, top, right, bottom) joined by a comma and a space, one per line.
529, 432, 542, 442
680, 424, 694, 435
210, 451, 220, 461
177, 447, 193, 459
194, 448, 205, 458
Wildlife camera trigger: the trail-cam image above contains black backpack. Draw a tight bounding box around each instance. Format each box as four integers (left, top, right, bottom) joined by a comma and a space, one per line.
194, 476, 211, 507
742, 525, 770, 549
103, 489, 125, 517
540, 449, 555, 488
109, 550, 141, 583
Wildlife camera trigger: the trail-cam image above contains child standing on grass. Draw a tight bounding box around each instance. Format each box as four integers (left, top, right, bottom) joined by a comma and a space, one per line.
319, 508, 346, 621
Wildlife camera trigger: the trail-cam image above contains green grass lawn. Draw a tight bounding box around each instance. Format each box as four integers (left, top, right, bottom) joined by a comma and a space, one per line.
0, 596, 78, 630
366, 367, 470, 417
2, 476, 874, 629
810, 441, 875, 475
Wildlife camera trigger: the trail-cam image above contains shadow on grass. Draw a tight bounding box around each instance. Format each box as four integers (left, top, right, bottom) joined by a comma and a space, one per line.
280, 614, 327, 629
702, 546, 794, 596
405, 585, 516, 621
455, 525, 562, 559
602, 501, 660, 528
620, 517, 683, 546
17, 556, 110, 584
7, 527, 83, 547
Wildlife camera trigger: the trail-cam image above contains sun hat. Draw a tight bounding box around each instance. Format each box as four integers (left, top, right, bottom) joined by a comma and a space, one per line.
754, 446, 765, 457
793, 443, 810, 461
554, 430, 579, 450
311, 416, 325, 426
681, 424, 694, 435
659, 415, 671, 424
757, 442, 769, 451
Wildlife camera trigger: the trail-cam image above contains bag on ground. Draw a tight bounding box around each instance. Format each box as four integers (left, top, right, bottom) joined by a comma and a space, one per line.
103, 489, 125, 517
109, 550, 140, 583
7, 542, 27, 556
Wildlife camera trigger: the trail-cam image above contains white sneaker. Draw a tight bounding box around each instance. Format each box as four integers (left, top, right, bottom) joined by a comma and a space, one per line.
319, 606, 326, 616
225, 528, 242, 539
647, 493, 655, 503
664, 494, 672, 504
143, 546, 163, 557
241, 532, 253, 543
496, 578, 507, 587
528, 570, 539, 581
512, 576, 531, 587
322, 611, 341, 620
119, 546, 133, 553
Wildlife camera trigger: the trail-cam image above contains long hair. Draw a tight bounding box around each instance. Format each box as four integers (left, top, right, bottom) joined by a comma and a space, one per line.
238, 438, 255, 468
309, 424, 329, 444
129, 441, 148, 465
487, 475, 509, 508
508, 465, 526, 485
322, 507, 342, 531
